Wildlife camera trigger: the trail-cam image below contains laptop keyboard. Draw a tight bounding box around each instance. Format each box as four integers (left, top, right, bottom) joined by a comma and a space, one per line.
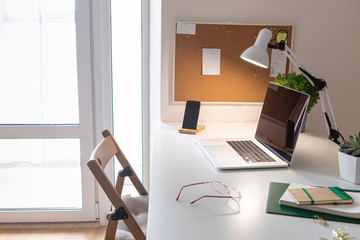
226, 141, 275, 163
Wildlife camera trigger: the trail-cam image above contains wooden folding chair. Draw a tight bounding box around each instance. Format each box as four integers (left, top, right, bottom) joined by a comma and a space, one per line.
88, 130, 148, 240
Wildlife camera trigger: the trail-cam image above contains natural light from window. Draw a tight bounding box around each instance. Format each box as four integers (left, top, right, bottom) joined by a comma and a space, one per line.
0, 0, 79, 124
111, 0, 143, 187
0, 0, 83, 211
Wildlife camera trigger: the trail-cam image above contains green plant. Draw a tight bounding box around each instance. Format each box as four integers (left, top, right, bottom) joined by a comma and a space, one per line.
339, 133, 360, 157
273, 72, 320, 114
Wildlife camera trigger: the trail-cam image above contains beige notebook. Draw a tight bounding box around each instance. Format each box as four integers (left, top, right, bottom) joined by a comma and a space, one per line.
287, 187, 353, 205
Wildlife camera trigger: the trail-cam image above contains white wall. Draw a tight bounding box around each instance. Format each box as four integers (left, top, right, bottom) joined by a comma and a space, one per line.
159, 0, 360, 138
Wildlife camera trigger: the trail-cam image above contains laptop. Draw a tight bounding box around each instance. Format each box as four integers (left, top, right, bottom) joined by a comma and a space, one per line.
196, 82, 310, 169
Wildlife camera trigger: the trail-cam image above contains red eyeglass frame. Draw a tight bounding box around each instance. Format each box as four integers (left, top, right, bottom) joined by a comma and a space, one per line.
176, 181, 241, 204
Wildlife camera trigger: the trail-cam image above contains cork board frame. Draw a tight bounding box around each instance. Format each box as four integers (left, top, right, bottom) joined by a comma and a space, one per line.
174, 22, 293, 103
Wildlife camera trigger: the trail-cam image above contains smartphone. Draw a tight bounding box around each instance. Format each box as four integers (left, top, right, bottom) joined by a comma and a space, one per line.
182, 100, 201, 130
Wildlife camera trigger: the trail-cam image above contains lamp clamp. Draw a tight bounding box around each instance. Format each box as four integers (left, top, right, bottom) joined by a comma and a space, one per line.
268, 29, 288, 51
268, 40, 286, 51
329, 128, 343, 145
325, 112, 344, 145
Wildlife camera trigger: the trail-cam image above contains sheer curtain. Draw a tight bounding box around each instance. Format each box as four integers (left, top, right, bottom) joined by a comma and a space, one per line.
0, 0, 88, 211
0, 0, 78, 124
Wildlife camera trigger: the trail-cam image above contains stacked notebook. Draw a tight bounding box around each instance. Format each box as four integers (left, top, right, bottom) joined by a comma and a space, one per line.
266, 182, 360, 223
286, 186, 353, 205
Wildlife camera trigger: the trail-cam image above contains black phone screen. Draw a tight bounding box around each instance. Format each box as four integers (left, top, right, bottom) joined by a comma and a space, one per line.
182, 100, 200, 130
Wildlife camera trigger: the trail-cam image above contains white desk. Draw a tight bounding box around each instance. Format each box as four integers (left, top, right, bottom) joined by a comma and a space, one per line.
147, 122, 360, 240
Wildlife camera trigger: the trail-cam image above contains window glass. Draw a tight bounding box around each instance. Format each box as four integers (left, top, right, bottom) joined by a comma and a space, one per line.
0, 0, 79, 124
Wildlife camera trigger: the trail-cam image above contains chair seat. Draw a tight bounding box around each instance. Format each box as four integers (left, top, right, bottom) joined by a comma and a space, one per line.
115, 195, 149, 240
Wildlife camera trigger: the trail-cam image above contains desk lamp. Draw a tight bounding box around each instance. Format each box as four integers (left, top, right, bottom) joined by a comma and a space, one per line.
241, 28, 343, 145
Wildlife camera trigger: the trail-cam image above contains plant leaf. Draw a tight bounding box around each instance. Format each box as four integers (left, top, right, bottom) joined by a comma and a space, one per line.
342, 148, 357, 154
352, 149, 360, 157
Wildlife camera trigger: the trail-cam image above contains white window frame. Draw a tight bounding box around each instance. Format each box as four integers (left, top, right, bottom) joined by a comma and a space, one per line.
0, 0, 150, 224
90, 0, 150, 225
0, 0, 96, 222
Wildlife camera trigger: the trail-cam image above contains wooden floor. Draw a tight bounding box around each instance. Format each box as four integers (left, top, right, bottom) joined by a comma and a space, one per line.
0, 227, 107, 240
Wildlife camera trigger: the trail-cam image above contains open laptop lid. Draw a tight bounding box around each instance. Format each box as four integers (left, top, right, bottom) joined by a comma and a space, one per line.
255, 83, 310, 164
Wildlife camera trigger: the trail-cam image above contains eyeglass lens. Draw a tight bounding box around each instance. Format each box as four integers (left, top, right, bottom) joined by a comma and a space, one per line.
211, 181, 241, 199
211, 181, 227, 194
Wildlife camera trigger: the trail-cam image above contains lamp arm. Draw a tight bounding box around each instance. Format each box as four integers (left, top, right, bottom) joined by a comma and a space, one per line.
280, 44, 343, 145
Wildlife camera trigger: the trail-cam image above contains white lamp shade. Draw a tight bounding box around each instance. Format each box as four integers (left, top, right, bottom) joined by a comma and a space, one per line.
240, 28, 273, 68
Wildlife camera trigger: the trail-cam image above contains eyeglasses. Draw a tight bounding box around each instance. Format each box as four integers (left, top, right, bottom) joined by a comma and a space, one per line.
176, 180, 242, 210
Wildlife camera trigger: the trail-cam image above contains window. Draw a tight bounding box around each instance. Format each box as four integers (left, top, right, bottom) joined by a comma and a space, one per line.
111, 0, 143, 193
0, 0, 79, 124
0, 0, 96, 222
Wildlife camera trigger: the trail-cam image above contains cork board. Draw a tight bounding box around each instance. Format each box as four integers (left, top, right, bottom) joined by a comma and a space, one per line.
174, 23, 293, 102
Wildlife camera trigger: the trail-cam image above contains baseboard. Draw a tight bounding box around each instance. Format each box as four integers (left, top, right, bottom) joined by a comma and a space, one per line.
0, 221, 100, 229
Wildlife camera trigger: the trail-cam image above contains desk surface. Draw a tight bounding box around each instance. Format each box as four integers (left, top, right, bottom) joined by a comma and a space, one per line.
147, 122, 360, 240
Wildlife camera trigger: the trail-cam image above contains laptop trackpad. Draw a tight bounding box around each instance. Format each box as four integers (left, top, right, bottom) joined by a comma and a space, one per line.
203, 145, 240, 159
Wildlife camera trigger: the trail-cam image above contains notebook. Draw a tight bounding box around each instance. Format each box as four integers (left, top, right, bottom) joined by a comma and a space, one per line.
287, 186, 353, 205
266, 182, 360, 223
279, 183, 360, 219
196, 83, 309, 169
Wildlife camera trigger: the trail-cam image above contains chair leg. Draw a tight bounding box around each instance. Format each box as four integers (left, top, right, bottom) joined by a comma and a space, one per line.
105, 218, 119, 240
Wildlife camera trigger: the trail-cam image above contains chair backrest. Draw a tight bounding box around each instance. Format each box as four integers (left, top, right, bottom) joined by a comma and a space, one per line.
87, 130, 148, 240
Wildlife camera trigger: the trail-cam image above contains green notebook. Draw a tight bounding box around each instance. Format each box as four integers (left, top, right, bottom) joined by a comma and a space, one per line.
266, 182, 360, 224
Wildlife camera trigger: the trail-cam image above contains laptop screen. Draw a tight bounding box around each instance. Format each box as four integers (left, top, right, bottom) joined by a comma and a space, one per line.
255, 83, 310, 164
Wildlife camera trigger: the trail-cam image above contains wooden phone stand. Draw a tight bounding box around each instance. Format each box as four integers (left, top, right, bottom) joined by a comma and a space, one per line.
179, 125, 205, 135
179, 100, 204, 135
